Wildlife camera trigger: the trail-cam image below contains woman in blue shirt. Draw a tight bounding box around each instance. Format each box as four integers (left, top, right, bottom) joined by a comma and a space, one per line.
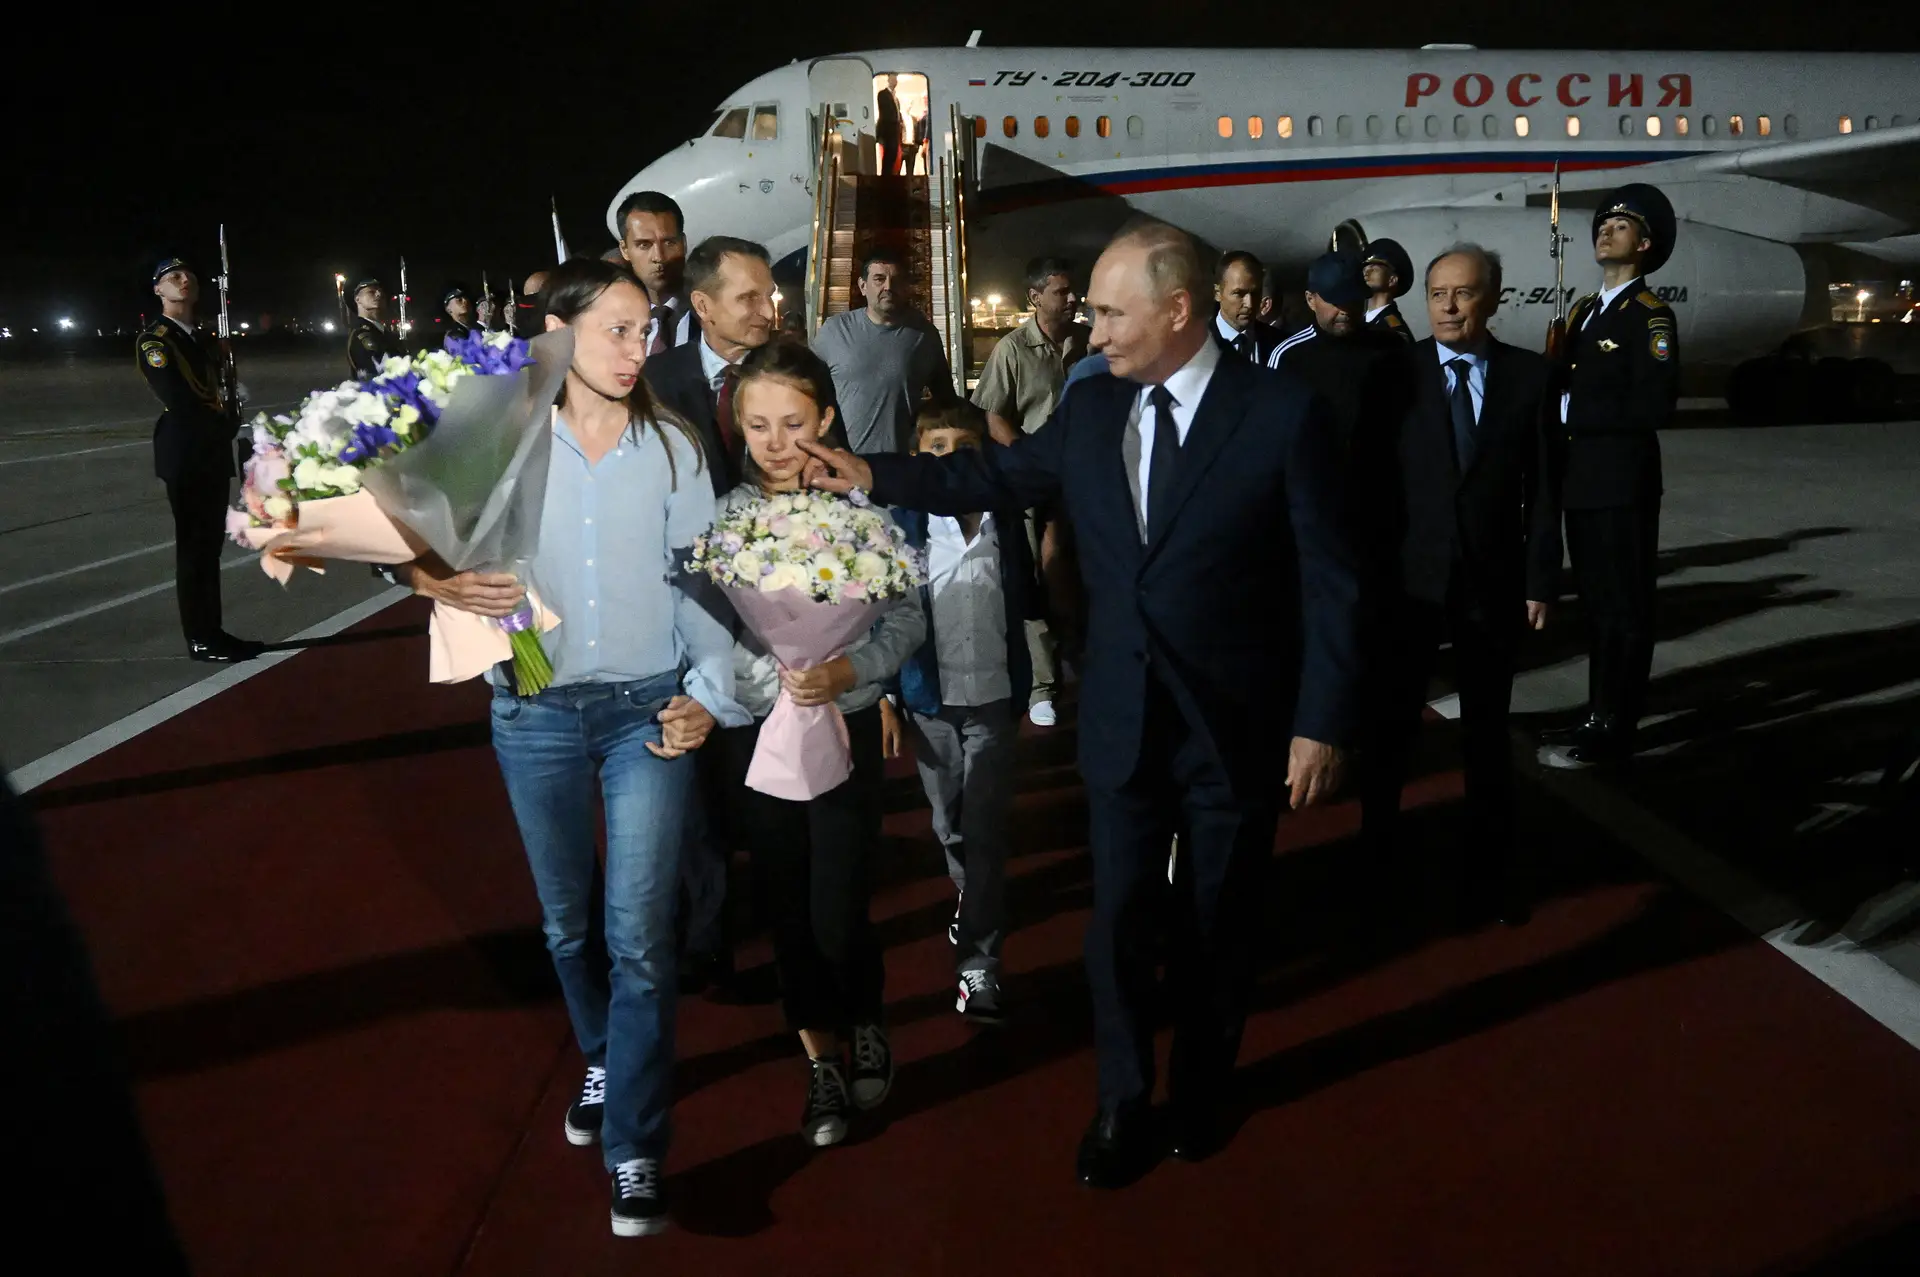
405, 258, 744, 1239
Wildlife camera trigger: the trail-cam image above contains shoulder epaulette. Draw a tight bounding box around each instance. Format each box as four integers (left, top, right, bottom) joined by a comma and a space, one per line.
1634, 289, 1664, 309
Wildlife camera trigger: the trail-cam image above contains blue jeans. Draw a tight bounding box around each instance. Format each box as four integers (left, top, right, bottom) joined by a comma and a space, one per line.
490, 671, 692, 1167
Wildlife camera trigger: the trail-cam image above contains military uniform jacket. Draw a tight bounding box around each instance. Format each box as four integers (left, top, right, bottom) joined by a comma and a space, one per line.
137, 318, 235, 482
1559, 285, 1678, 509
1368, 301, 1415, 345
440, 318, 475, 348
348, 316, 404, 379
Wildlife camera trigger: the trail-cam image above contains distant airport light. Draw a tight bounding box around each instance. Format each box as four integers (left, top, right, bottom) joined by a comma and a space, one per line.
57, 317, 74, 330
986, 294, 1001, 306
323, 321, 336, 332
239, 322, 250, 331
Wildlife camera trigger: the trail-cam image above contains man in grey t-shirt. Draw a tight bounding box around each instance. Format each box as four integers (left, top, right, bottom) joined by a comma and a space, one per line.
812, 250, 956, 454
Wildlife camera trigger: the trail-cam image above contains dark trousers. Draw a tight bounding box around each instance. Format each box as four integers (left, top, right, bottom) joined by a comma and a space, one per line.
721, 705, 886, 1032
1085, 674, 1279, 1112
1565, 503, 1661, 740
678, 747, 731, 958
1360, 582, 1522, 881
163, 467, 231, 644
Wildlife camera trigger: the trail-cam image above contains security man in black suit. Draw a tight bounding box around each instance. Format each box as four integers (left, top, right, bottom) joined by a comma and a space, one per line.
347, 277, 404, 378
1542, 184, 1679, 766
1360, 244, 1561, 925
1210, 250, 1285, 364
137, 258, 262, 662
440, 284, 477, 344
1363, 237, 1416, 344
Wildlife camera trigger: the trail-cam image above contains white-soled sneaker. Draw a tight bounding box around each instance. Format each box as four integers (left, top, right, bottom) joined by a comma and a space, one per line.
801, 1056, 850, 1147
1028, 700, 1057, 727
956, 969, 1005, 1023
564, 1065, 606, 1146
609, 1157, 667, 1237
850, 1023, 895, 1110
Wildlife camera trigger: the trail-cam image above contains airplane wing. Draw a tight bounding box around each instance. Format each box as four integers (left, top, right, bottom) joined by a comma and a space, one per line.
1530, 121, 1920, 227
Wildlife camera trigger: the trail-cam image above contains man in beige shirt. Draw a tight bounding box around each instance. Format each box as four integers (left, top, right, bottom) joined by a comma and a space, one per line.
971, 257, 1091, 726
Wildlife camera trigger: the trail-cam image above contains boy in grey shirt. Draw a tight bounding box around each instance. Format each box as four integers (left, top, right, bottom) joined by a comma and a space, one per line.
811, 250, 956, 454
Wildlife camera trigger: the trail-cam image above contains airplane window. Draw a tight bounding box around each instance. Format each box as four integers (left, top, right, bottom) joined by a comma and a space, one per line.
1702, 114, 1718, 136
1336, 114, 1353, 138
1515, 114, 1530, 137
1837, 115, 1852, 134
1360, 114, 1378, 139
1217, 116, 1233, 139
974, 116, 986, 139
1453, 114, 1469, 139
1307, 115, 1324, 137
1645, 115, 1661, 137
1065, 115, 1080, 138
712, 107, 748, 139
1097, 115, 1112, 138
1247, 116, 1264, 140
1035, 116, 1050, 138
1277, 115, 1293, 139
1864, 115, 1879, 130
1395, 114, 1411, 138
751, 104, 778, 142
1758, 115, 1772, 136
1785, 113, 1801, 135
1483, 114, 1498, 138
1619, 114, 1635, 137
1729, 114, 1744, 136
1675, 114, 1690, 136
1891, 115, 1905, 127
1127, 115, 1144, 138
1566, 115, 1581, 137
1003, 116, 1018, 138
1423, 115, 1439, 139
699, 109, 724, 138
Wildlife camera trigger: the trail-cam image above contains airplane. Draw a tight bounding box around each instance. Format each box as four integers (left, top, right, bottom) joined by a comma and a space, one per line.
609, 43, 1920, 371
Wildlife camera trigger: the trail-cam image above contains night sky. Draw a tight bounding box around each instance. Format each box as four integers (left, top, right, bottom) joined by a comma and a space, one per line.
4, 0, 1911, 331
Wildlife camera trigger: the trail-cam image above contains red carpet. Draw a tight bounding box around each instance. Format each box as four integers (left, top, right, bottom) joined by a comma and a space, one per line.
30, 599, 1920, 1276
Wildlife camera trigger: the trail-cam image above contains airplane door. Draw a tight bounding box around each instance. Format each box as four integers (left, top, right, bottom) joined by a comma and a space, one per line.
808, 56, 873, 132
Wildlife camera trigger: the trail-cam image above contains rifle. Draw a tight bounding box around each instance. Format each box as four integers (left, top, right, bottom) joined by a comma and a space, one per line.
506, 276, 520, 337
551, 196, 570, 262
398, 255, 411, 343
481, 268, 492, 331
215, 223, 240, 428
1544, 162, 1569, 363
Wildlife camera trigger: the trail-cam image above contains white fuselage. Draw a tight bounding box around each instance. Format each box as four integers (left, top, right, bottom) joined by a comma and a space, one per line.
613, 48, 1920, 360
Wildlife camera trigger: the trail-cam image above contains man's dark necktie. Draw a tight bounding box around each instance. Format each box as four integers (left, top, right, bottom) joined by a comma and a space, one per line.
649, 303, 673, 355
713, 369, 737, 457
1447, 357, 1478, 470
1145, 384, 1180, 542
1233, 332, 1253, 362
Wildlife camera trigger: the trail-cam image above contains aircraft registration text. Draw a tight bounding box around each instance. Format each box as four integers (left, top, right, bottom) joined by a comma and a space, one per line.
989, 70, 1196, 88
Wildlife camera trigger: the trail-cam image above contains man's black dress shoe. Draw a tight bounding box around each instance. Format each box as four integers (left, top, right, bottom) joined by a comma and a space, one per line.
1076, 1104, 1157, 1189
1167, 1102, 1224, 1163
188, 635, 265, 663
1539, 714, 1606, 747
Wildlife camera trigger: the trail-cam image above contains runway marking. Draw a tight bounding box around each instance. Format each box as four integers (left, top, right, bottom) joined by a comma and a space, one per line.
0, 540, 173, 596
0, 553, 266, 648
0, 440, 147, 466
6, 586, 408, 792
1426, 694, 1920, 1050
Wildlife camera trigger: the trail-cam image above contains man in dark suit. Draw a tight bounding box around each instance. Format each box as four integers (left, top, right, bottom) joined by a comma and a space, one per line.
799, 217, 1360, 1187
138, 257, 262, 663
1211, 250, 1285, 364
645, 235, 775, 499
616, 191, 699, 354
1359, 244, 1561, 925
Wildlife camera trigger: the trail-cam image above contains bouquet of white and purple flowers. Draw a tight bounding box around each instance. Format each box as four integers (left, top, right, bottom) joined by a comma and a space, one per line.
687, 489, 924, 799
229, 328, 570, 692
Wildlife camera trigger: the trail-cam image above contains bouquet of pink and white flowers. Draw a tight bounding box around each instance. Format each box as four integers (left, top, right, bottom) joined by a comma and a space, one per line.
687, 489, 923, 799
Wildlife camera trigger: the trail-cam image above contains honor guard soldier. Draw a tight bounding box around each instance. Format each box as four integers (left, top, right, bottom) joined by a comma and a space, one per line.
347, 277, 404, 377
138, 258, 263, 662
440, 284, 477, 344
1362, 238, 1416, 343
1543, 183, 1679, 766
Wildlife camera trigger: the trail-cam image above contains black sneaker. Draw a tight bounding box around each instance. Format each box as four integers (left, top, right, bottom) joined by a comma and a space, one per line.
564, 1065, 606, 1146
801, 1056, 850, 1147
849, 1023, 895, 1110
609, 1157, 667, 1237
956, 969, 1004, 1023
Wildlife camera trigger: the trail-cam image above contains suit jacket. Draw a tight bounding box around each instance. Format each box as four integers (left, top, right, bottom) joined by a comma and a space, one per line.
1559, 286, 1678, 508
136, 319, 235, 482
1211, 317, 1286, 366
893, 506, 1038, 719
867, 352, 1360, 794
1394, 337, 1562, 612
644, 340, 741, 497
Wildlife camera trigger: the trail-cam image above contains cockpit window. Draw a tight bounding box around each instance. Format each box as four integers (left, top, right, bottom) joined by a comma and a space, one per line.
698, 109, 724, 139
711, 107, 749, 139
751, 104, 779, 141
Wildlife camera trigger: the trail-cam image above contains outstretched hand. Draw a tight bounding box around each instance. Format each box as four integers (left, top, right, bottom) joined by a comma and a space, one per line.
796, 438, 873, 496
1286, 737, 1344, 810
